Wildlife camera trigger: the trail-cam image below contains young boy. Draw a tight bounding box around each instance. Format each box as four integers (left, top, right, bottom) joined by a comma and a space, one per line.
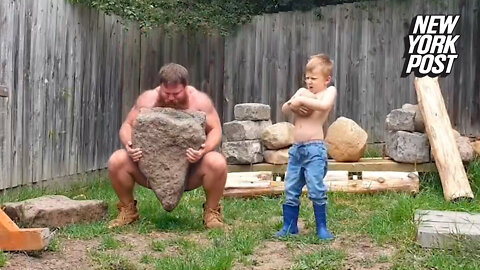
276, 54, 337, 240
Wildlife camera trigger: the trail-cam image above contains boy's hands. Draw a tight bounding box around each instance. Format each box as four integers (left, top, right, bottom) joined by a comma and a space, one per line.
289, 98, 313, 117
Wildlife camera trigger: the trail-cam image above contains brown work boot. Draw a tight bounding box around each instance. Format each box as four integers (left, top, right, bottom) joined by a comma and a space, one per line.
203, 203, 224, 229
108, 200, 139, 229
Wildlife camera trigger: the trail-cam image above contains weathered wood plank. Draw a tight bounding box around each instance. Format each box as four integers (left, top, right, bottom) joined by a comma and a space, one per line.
11, 0, 24, 187
224, 173, 419, 198
0, 0, 11, 189
121, 22, 141, 121
31, 0, 47, 183
53, 0, 67, 178
228, 158, 437, 173
64, 1, 76, 176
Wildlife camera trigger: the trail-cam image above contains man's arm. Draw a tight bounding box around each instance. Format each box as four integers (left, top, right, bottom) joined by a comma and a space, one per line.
201, 94, 222, 153
293, 86, 337, 112
119, 90, 156, 162
186, 92, 222, 163
119, 106, 139, 148
119, 91, 155, 147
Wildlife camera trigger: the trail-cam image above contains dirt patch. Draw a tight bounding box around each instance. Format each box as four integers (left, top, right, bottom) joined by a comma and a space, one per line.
3, 231, 393, 270
331, 236, 395, 270
2, 231, 211, 270
235, 241, 293, 270
4, 239, 99, 270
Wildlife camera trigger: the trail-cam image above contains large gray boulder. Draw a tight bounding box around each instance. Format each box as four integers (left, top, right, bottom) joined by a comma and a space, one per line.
261, 122, 294, 150
133, 108, 206, 211
325, 117, 368, 162
385, 108, 415, 132
386, 131, 430, 163
223, 120, 272, 141
2, 195, 108, 228
401, 103, 425, 132
234, 103, 271, 121
222, 140, 263, 164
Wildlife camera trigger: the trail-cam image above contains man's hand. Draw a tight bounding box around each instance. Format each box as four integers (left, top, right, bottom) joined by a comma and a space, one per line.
186, 144, 206, 163
289, 98, 313, 117
126, 141, 142, 162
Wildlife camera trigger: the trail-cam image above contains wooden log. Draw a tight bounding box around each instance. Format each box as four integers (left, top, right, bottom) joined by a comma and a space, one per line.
414, 77, 474, 201
225, 171, 272, 189
223, 172, 419, 198
227, 158, 437, 174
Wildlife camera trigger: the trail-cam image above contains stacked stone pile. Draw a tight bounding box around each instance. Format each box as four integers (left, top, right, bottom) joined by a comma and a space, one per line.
222, 103, 272, 164
385, 103, 475, 163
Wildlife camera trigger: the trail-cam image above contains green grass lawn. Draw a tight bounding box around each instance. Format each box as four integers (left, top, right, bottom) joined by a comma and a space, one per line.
1, 159, 480, 269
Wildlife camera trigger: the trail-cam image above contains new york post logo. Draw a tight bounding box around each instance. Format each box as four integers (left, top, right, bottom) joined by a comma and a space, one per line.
401, 15, 460, 77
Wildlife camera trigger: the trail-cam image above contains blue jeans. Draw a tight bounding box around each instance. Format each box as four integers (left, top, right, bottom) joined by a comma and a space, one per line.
284, 141, 328, 206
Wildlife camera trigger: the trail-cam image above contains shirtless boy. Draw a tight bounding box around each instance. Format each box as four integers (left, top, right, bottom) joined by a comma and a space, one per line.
107, 63, 227, 229
275, 54, 337, 240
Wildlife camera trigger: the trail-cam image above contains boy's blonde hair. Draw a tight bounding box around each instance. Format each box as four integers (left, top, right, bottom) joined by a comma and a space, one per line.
306, 54, 333, 77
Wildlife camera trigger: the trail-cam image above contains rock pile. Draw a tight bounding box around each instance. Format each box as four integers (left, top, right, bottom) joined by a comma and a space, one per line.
385, 104, 475, 163
222, 103, 271, 164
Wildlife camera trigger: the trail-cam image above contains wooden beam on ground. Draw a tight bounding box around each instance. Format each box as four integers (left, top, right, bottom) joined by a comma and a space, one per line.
414, 77, 473, 201
223, 171, 419, 198
415, 210, 480, 249
228, 158, 437, 174
0, 209, 51, 251
225, 171, 273, 189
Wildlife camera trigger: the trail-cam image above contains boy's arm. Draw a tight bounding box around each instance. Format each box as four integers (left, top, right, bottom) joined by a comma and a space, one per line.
293, 86, 336, 112
282, 88, 312, 116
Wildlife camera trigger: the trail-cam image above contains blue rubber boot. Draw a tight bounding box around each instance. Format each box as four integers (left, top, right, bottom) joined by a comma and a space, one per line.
313, 203, 334, 240
275, 204, 299, 237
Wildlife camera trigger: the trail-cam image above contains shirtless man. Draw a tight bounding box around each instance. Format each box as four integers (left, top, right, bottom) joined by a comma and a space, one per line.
276, 54, 337, 240
107, 63, 227, 229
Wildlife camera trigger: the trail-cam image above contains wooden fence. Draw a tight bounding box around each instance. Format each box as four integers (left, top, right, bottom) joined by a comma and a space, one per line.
223, 0, 480, 142
0, 0, 478, 189
0, 0, 223, 189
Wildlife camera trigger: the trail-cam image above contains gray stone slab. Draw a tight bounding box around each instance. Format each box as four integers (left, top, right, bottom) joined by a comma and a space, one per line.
223, 120, 271, 141
415, 210, 480, 249
234, 103, 271, 121
386, 131, 430, 163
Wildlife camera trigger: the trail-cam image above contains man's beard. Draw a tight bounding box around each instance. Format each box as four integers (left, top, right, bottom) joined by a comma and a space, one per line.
161, 97, 188, 110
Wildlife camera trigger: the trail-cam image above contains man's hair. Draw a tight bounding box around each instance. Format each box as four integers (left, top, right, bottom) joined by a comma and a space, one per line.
306, 54, 333, 77
158, 63, 189, 86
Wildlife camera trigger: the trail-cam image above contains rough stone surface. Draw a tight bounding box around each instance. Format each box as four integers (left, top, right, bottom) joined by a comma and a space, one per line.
325, 117, 368, 162
261, 122, 294, 150
386, 131, 430, 163
234, 103, 271, 121
401, 103, 425, 132
385, 108, 415, 132
264, 148, 290, 164
2, 195, 108, 228
456, 136, 474, 163
133, 108, 206, 211
222, 140, 263, 164
223, 120, 272, 142
473, 140, 480, 157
